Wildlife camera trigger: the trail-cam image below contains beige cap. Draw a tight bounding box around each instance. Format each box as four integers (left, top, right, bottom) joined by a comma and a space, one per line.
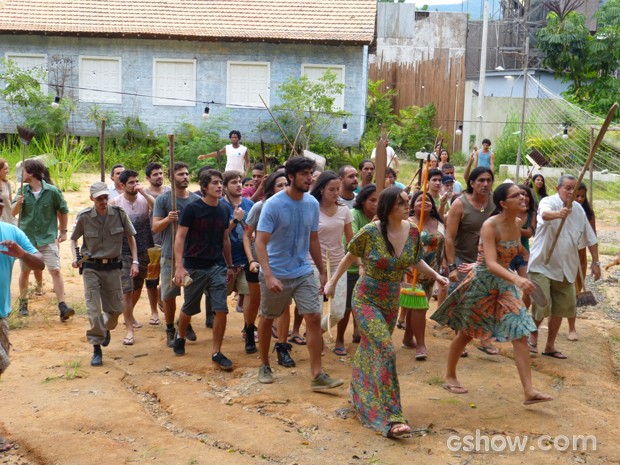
90, 182, 109, 198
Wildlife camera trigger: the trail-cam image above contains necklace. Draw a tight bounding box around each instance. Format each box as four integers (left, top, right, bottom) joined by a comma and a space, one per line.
470, 196, 487, 212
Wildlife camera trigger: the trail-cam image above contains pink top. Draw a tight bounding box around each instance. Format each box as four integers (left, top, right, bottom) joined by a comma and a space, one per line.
312, 204, 353, 267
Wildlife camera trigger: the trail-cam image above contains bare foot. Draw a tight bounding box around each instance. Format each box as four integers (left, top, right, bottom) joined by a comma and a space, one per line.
567, 331, 578, 341
524, 390, 553, 405
388, 423, 411, 438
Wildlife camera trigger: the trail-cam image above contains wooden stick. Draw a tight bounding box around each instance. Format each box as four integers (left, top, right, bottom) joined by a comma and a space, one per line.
412, 153, 431, 288
287, 126, 304, 161
374, 129, 388, 195
168, 134, 177, 272
17, 143, 26, 227
544, 102, 618, 264
259, 94, 298, 156
99, 118, 106, 182
325, 251, 333, 340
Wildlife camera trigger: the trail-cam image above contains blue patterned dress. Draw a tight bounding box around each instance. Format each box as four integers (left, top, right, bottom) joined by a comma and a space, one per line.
431, 239, 536, 341
347, 221, 421, 436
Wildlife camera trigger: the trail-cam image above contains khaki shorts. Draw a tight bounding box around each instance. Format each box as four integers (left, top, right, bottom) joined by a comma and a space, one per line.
529, 272, 576, 320
21, 243, 60, 271
227, 267, 249, 296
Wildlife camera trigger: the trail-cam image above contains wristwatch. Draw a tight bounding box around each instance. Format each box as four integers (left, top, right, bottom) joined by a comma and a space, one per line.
448, 263, 457, 272
233, 219, 240, 225
592, 261, 601, 266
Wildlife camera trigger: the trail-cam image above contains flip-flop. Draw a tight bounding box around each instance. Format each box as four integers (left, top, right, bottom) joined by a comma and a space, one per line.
0, 442, 14, 453
478, 346, 500, 355
149, 316, 160, 325
415, 351, 428, 361
527, 340, 538, 354
332, 347, 347, 356
122, 336, 134, 346
443, 383, 468, 394
396, 320, 406, 330
524, 395, 554, 405
542, 350, 567, 359
132, 321, 143, 329
288, 335, 306, 345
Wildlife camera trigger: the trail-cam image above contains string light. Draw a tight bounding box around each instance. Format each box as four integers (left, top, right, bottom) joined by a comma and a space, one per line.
51, 95, 60, 109
562, 124, 569, 140
202, 104, 210, 120
455, 123, 463, 136
341, 121, 348, 134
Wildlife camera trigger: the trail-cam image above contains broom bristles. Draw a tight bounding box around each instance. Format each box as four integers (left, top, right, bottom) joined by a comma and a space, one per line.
17, 125, 35, 145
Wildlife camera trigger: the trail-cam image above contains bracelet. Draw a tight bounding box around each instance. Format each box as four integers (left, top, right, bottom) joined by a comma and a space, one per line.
448, 263, 457, 272
250, 260, 259, 265
227, 265, 236, 269
60, 229, 68, 233
233, 219, 240, 225
592, 261, 601, 266
132, 260, 139, 265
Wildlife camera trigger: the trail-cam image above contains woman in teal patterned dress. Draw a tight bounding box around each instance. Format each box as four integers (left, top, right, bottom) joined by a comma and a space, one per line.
431, 184, 553, 405
325, 187, 448, 438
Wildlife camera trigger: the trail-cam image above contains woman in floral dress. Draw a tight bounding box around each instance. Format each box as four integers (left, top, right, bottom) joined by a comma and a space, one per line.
401, 191, 445, 360
325, 187, 448, 438
431, 183, 553, 405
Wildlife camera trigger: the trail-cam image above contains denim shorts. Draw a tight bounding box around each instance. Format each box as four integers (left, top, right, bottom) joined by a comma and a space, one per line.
181, 265, 228, 316
259, 272, 320, 319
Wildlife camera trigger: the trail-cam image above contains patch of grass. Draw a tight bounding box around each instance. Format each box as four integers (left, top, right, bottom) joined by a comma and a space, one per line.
441, 398, 462, 405
187, 458, 198, 465
426, 375, 444, 386
64, 360, 83, 380
7, 308, 27, 330
599, 244, 620, 256
72, 301, 88, 316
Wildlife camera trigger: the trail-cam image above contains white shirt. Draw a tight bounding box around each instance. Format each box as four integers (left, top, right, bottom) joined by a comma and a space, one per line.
528, 194, 597, 282
371, 146, 398, 169
225, 144, 247, 172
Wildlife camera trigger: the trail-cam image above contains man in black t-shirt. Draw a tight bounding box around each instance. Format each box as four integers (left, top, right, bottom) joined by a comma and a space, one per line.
172, 169, 235, 370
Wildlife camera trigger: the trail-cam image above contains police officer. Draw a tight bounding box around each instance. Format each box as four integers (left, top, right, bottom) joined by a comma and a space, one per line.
70, 182, 138, 367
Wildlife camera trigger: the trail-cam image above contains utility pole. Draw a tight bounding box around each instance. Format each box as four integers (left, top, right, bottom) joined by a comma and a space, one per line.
475, 0, 489, 148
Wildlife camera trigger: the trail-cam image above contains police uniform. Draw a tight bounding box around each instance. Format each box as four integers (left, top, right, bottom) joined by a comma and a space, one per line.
71, 199, 136, 346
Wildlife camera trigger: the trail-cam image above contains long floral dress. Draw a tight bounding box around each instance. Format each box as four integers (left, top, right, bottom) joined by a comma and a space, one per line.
431, 233, 536, 342
347, 221, 421, 436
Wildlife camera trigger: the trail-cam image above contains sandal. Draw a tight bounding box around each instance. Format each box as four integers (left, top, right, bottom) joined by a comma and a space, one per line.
149, 316, 160, 325
122, 335, 134, 346
332, 346, 347, 356
288, 335, 307, 345
132, 321, 143, 329
396, 320, 406, 330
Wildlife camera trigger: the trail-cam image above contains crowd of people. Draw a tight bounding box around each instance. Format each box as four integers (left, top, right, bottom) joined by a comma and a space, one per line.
0, 131, 611, 441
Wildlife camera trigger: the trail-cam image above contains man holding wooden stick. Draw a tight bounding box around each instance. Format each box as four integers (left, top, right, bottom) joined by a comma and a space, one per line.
527, 175, 599, 360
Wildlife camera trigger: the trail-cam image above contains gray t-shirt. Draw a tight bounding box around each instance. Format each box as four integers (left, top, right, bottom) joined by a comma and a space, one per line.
153, 190, 201, 259
145, 186, 170, 246
245, 200, 264, 261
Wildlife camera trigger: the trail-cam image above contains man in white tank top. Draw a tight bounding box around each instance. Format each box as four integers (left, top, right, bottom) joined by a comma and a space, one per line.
197, 130, 249, 175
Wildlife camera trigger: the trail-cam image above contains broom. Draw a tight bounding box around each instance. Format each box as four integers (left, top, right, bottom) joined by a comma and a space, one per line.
400, 153, 431, 310
576, 261, 597, 307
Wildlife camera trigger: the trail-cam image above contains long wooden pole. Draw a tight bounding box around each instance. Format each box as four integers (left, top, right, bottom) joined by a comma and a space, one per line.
99, 118, 106, 182
168, 134, 177, 271
374, 128, 388, 195
544, 102, 618, 264
287, 126, 304, 161
259, 94, 299, 156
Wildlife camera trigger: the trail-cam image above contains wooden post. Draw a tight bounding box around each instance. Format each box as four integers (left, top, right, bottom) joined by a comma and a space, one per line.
168, 134, 177, 271
99, 119, 106, 182
374, 128, 388, 195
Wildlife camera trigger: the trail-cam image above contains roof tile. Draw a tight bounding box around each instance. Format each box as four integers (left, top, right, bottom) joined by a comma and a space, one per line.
0, 0, 376, 44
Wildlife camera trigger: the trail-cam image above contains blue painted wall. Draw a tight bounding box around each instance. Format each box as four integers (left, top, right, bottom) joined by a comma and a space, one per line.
0, 36, 367, 145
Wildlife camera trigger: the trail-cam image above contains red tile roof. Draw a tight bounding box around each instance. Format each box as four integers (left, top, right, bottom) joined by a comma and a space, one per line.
0, 0, 376, 45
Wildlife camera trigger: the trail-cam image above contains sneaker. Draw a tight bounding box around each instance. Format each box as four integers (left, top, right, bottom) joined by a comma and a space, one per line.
166, 327, 175, 348
212, 352, 233, 371
34, 282, 43, 296
102, 330, 111, 347
311, 372, 343, 392
18, 298, 28, 317
59, 302, 75, 322
257, 365, 274, 384
274, 342, 295, 367
244, 324, 257, 354
91, 345, 103, 367
186, 323, 197, 342
172, 336, 186, 356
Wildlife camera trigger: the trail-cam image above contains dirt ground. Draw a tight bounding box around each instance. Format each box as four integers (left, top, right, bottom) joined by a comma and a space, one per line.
2, 172, 620, 465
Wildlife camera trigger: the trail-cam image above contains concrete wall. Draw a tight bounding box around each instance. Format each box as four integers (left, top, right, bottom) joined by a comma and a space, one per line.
0, 36, 368, 144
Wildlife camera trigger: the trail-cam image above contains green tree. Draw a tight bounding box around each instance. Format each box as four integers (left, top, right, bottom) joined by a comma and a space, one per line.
259, 70, 348, 151
0, 58, 73, 137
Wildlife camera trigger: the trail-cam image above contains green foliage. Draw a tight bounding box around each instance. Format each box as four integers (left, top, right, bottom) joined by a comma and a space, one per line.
31, 135, 88, 191
537, 0, 620, 119
0, 58, 73, 137
493, 112, 523, 167
364, 79, 398, 143
390, 104, 437, 154
259, 70, 348, 151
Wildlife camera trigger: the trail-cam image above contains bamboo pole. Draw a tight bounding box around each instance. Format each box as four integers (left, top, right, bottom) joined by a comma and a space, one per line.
99, 118, 106, 182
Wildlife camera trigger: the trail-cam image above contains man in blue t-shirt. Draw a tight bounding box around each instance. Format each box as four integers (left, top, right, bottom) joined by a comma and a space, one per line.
0, 198, 44, 377
255, 156, 343, 391
172, 169, 235, 371
222, 170, 256, 354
